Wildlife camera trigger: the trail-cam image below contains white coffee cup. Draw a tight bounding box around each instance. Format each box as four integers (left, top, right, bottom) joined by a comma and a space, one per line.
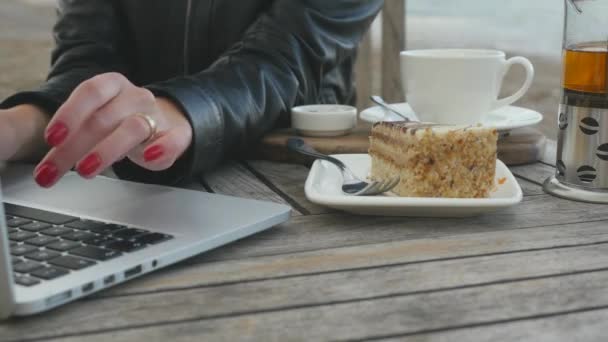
400, 49, 535, 125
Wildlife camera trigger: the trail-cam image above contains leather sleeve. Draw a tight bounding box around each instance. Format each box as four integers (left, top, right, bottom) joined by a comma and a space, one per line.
114, 0, 384, 184
0, 0, 127, 114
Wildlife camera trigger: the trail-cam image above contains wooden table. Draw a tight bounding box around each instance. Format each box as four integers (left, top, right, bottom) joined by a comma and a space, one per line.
2, 151, 608, 341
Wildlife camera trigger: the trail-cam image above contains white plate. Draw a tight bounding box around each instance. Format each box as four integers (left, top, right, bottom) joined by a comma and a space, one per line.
305, 154, 523, 217
360, 103, 543, 132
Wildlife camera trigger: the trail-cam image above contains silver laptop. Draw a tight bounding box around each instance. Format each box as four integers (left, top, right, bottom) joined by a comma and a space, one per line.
0, 164, 290, 319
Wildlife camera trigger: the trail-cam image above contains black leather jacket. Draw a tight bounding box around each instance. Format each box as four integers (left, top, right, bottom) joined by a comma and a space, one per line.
1, 0, 383, 185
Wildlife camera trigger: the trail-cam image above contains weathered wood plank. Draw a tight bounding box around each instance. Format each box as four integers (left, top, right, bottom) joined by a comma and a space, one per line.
516, 177, 544, 196
510, 162, 555, 185
32, 270, 608, 342
3, 234, 608, 339
176, 180, 208, 193
381, 1, 405, 103
246, 160, 332, 215
175, 193, 608, 264
202, 161, 301, 215
401, 308, 608, 342
100, 219, 608, 298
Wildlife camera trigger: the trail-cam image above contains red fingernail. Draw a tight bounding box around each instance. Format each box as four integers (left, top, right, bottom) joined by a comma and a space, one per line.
144, 145, 164, 162
77, 153, 102, 177
34, 162, 58, 188
45, 122, 69, 146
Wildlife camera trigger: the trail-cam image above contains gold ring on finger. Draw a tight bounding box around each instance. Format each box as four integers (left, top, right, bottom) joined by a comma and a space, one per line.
133, 113, 158, 144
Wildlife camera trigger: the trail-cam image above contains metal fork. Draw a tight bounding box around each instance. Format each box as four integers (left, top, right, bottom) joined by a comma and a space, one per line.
287, 138, 400, 196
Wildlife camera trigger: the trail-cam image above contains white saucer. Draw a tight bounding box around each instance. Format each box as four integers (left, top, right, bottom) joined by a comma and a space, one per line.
305, 154, 522, 217
360, 103, 543, 132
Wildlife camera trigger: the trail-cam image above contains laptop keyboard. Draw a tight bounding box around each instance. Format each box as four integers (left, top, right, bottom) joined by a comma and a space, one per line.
3, 203, 173, 287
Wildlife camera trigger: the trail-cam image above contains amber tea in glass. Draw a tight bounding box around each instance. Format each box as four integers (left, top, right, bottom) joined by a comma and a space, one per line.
563, 42, 608, 94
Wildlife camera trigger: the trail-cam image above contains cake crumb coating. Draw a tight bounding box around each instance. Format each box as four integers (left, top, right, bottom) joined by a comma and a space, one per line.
369, 121, 498, 198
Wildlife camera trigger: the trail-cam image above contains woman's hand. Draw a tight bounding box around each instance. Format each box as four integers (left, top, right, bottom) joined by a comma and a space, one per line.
0, 105, 49, 162
34, 72, 193, 187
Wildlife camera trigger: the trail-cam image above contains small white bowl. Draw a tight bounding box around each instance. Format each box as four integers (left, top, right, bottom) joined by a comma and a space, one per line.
291, 105, 357, 137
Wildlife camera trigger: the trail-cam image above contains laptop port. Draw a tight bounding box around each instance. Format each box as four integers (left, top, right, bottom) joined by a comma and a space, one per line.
82, 282, 94, 293
46, 290, 72, 307
103, 275, 115, 285
124, 265, 142, 278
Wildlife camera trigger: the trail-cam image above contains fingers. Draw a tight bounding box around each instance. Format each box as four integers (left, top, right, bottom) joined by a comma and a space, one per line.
74, 122, 190, 179
45, 73, 127, 147
75, 114, 155, 178
34, 84, 157, 187
128, 126, 192, 171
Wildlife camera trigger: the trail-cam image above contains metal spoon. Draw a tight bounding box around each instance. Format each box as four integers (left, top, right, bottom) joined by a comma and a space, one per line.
370, 95, 411, 121
568, 0, 583, 14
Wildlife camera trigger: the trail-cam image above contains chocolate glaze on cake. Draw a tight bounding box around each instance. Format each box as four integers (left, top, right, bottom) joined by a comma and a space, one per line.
372, 121, 444, 135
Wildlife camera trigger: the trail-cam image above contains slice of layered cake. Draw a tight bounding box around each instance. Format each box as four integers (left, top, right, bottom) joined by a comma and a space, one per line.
369, 121, 498, 198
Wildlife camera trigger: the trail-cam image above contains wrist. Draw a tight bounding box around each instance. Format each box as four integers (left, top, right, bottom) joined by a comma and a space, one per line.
3, 104, 50, 161
10, 103, 49, 115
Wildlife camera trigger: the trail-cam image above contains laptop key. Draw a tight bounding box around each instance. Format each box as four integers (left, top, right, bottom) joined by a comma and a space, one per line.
10, 241, 17, 247
112, 228, 147, 240
85, 236, 117, 247
47, 240, 82, 252
105, 240, 145, 253
14, 275, 41, 287
9, 231, 37, 242
12, 258, 23, 265
66, 220, 105, 231
70, 246, 122, 261
20, 221, 52, 232
10, 244, 38, 256
31, 266, 69, 280
26, 235, 60, 246
90, 224, 125, 235
6, 217, 32, 227
63, 231, 97, 242
25, 250, 61, 262
13, 260, 45, 273
40, 226, 74, 237
3, 203, 78, 225
8, 228, 18, 234
49, 256, 96, 270
130, 232, 173, 245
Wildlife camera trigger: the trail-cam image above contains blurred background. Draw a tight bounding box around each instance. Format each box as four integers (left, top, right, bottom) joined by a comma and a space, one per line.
405, 0, 563, 138
0, 0, 54, 103
0, 0, 563, 138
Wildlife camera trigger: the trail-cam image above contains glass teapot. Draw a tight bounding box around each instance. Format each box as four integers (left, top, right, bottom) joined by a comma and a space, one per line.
544, 0, 608, 203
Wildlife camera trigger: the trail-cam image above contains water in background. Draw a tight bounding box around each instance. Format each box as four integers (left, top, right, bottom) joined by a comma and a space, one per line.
406, 0, 564, 61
